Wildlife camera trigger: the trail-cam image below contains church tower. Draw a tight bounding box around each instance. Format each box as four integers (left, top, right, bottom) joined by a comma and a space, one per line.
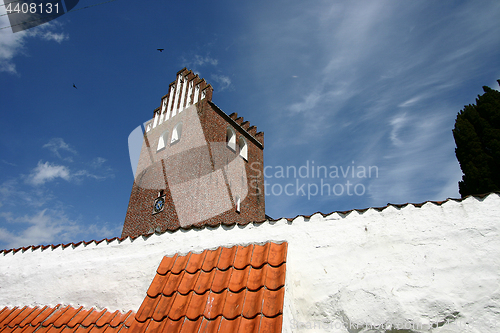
122, 68, 265, 238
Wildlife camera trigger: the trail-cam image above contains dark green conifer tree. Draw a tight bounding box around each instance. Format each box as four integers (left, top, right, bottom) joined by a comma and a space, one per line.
453, 80, 500, 197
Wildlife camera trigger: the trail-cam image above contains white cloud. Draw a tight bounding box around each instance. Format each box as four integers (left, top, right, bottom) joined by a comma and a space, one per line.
0, 209, 80, 249
0, 10, 68, 74
43, 138, 77, 161
389, 113, 408, 147
192, 55, 218, 66
211, 74, 231, 91
91, 157, 107, 168
0, 208, 123, 249
26, 161, 70, 186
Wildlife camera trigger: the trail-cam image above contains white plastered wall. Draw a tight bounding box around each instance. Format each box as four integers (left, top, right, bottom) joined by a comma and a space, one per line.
1, 194, 499, 332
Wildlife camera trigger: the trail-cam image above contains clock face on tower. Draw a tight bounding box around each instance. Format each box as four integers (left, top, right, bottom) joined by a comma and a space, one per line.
153, 196, 166, 214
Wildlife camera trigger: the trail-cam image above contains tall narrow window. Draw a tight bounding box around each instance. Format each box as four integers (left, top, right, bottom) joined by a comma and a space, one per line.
239, 137, 248, 160
171, 122, 183, 144
157, 131, 169, 151
227, 127, 236, 151
235, 196, 241, 213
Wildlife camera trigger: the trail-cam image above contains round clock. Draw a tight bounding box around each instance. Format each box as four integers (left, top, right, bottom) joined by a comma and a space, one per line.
154, 197, 165, 213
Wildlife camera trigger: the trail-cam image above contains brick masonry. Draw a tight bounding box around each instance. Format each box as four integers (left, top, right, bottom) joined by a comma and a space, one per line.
122, 69, 265, 238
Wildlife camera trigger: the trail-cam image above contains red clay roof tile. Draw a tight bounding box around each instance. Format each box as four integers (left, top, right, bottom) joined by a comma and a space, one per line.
185, 250, 207, 273
186, 292, 210, 320
32, 306, 61, 326
217, 246, 237, 270
171, 254, 190, 274
267, 243, 287, 267
44, 305, 72, 326
152, 295, 175, 322
81, 309, 106, 327
109, 310, 132, 327
228, 266, 250, 292
53, 306, 83, 327
136, 296, 161, 323
66, 308, 93, 327
204, 290, 228, 320
222, 290, 246, 320
219, 316, 242, 332
0, 307, 132, 333
262, 288, 285, 318
251, 243, 270, 268
265, 264, 286, 291
127, 242, 287, 332
239, 315, 261, 332
210, 269, 232, 293
162, 318, 184, 332
194, 270, 216, 294
242, 288, 265, 319
161, 271, 185, 296
247, 266, 268, 291
179, 317, 202, 333
198, 316, 221, 333
7, 307, 34, 327
19, 306, 48, 327
177, 271, 201, 295
146, 273, 169, 298
3, 242, 286, 333
169, 293, 193, 321
96, 310, 118, 327
260, 315, 283, 333
234, 245, 254, 269
202, 248, 221, 272
157, 254, 178, 275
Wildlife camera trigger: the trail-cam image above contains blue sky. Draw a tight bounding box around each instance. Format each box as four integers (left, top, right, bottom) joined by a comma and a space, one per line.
1, 0, 499, 250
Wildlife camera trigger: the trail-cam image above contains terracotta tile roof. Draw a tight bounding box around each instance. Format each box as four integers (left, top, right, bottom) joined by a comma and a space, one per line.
2, 192, 497, 254
129, 241, 287, 333
0, 305, 134, 332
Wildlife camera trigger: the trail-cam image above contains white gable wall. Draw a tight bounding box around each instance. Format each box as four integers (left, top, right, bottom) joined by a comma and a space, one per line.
1, 194, 499, 332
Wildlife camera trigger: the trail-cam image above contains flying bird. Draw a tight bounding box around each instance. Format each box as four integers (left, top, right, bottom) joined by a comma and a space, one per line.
157, 49, 164, 52
73, 83, 77, 89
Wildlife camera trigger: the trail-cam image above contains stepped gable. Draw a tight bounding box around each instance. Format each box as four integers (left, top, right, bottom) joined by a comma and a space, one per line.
129, 241, 287, 333
148, 69, 263, 147
0, 305, 134, 333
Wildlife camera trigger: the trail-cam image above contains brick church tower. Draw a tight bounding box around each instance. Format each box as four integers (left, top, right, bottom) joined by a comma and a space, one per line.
122, 68, 265, 238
